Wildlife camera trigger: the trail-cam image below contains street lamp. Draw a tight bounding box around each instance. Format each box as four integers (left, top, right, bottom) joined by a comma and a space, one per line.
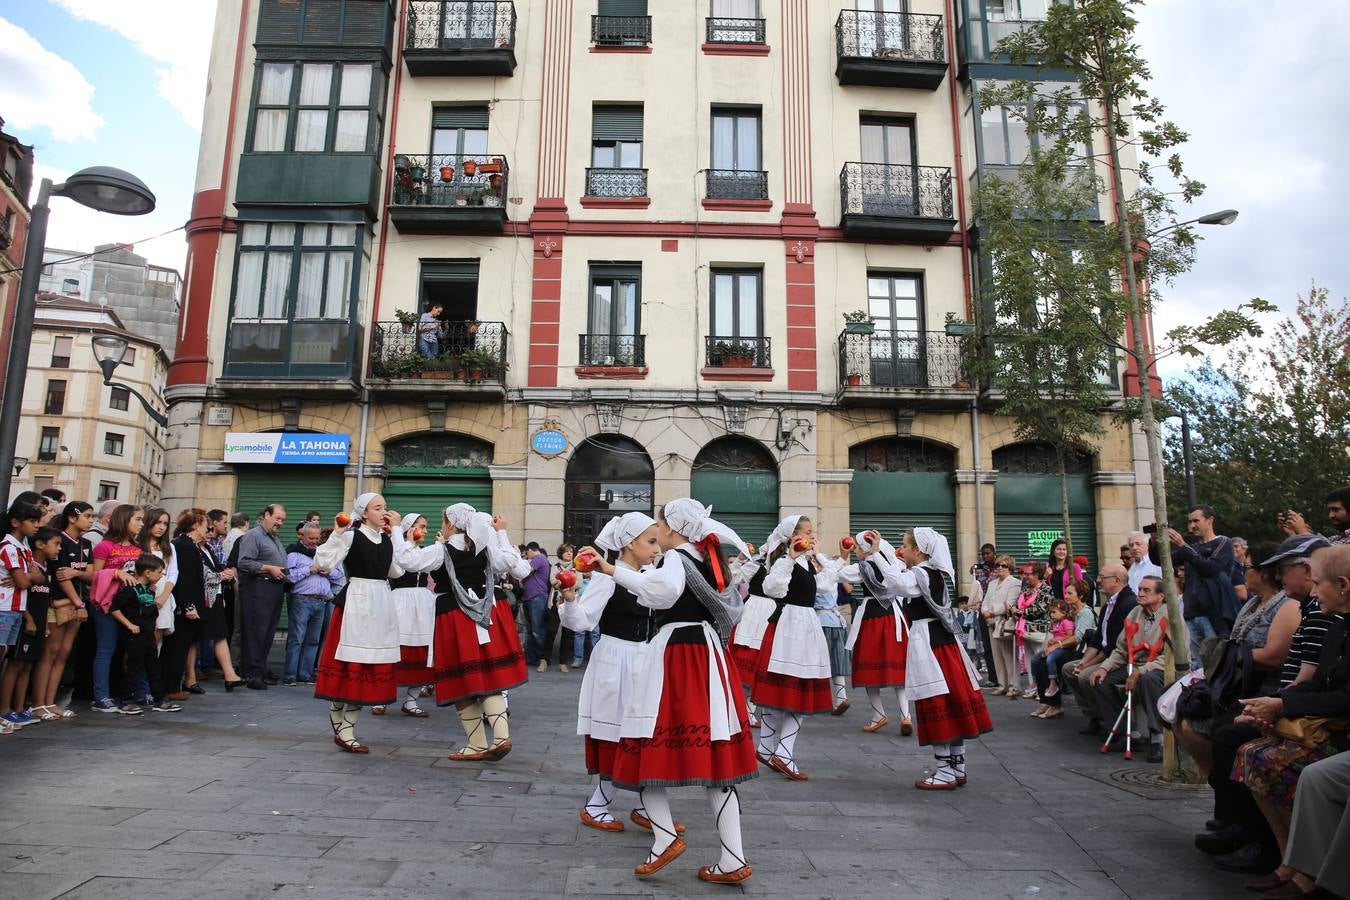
90, 335, 168, 427
12, 456, 27, 478
0, 167, 156, 510
1149, 208, 1239, 238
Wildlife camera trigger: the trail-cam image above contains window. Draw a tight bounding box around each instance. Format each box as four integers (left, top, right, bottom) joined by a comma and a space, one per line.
866, 273, 926, 386
594, 0, 651, 47
431, 106, 489, 159
251, 61, 376, 153
44, 380, 66, 415
51, 336, 72, 368
588, 106, 645, 197
104, 433, 126, 457
710, 269, 761, 338
38, 427, 60, 462
32, 475, 54, 495
709, 1, 763, 43
228, 221, 361, 371
2, 151, 15, 181
709, 108, 766, 199
979, 89, 1088, 166
97, 481, 119, 502
988, 0, 1052, 22
583, 265, 642, 365
109, 386, 131, 411
122, 346, 136, 366
61, 277, 80, 295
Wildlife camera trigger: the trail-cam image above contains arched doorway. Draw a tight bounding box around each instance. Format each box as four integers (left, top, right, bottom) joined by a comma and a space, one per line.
382, 433, 494, 521
992, 442, 1097, 573
691, 437, 779, 547
564, 434, 654, 548
848, 437, 958, 584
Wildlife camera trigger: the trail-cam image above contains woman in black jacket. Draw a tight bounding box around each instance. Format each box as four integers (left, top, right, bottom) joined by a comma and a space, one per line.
165, 510, 242, 695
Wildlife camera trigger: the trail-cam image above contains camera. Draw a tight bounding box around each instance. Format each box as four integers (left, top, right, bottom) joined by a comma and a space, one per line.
1142, 523, 1158, 535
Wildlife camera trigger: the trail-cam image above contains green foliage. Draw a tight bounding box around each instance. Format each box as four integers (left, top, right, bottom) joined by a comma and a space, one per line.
1163, 286, 1350, 541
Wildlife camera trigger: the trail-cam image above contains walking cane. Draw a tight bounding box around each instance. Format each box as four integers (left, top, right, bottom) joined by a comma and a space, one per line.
1099, 617, 1167, 760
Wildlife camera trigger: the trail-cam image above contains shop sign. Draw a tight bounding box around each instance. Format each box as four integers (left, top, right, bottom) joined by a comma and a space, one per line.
1027, 529, 1065, 557
224, 432, 351, 465
530, 426, 568, 458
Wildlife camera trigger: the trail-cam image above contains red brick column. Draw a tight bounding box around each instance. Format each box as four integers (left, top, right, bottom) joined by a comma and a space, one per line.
784, 238, 817, 392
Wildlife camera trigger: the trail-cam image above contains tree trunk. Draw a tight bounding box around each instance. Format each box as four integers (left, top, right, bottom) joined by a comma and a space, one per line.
1100, 75, 1196, 783
1057, 444, 1074, 556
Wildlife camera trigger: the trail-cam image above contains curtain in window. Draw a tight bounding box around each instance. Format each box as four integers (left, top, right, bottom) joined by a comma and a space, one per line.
616, 282, 637, 335
339, 65, 371, 105
736, 116, 759, 169
262, 252, 291, 318
295, 111, 327, 152
258, 63, 292, 104
235, 252, 264, 317
299, 64, 332, 104
737, 273, 758, 335
590, 284, 612, 334
252, 110, 287, 152
324, 252, 352, 319
713, 0, 759, 17
295, 252, 326, 318
712, 116, 735, 169
713, 273, 734, 334
334, 110, 367, 151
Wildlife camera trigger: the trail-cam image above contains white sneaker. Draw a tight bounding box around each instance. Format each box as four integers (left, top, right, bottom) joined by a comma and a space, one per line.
536, 661, 547, 673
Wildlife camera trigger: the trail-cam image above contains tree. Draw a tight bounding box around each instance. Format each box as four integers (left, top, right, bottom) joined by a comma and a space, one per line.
1164, 286, 1350, 541
977, 0, 1275, 779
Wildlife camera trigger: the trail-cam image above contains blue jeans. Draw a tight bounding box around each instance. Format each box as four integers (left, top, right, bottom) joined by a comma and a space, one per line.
417, 334, 439, 358
1031, 646, 1080, 707
89, 603, 122, 703
284, 596, 328, 681
572, 625, 600, 663
1187, 616, 1217, 671
522, 595, 549, 664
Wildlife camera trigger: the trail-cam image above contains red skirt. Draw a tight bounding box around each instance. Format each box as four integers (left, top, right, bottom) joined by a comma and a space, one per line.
432, 598, 528, 705
393, 644, 437, 686
913, 642, 993, 747
610, 639, 759, 791
748, 622, 833, 715
314, 606, 398, 706
851, 613, 907, 688
726, 630, 760, 690
585, 736, 619, 780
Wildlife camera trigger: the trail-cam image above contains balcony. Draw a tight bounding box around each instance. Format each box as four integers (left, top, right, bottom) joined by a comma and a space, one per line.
235, 153, 382, 214
220, 320, 363, 395
0, 216, 11, 253
837, 329, 972, 407
368, 320, 507, 398
839, 162, 957, 242
404, 1, 517, 76
388, 154, 509, 234
582, 167, 649, 207
703, 335, 772, 381
592, 15, 651, 48
971, 164, 1101, 221
578, 333, 646, 377
704, 169, 770, 210
705, 16, 766, 45
835, 9, 947, 89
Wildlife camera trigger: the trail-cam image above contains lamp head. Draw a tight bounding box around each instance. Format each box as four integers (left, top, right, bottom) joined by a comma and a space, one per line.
54, 167, 156, 216
1198, 209, 1239, 226
91, 334, 129, 383
13, 456, 28, 476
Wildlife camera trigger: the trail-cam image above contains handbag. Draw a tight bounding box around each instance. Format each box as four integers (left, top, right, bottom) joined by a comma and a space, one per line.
1271, 716, 1350, 749
51, 602, 78, 626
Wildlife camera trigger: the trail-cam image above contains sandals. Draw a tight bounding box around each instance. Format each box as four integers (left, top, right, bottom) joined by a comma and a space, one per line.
755, 750, 775, 769
634, 837, 686, 878
1041, 708, 1064, 719
862, 715, 889, 733
31, 706, 61, 722
448, 746, 493, 762
370, 705, 386, 716
831, 699, 851, 716
698, 864, 753, 884
329, 708, 368, 754
485, 738, 512, 760
770, 756, 808, 782
630, 809, 686, 835
401, 702, 429, 718
899, 718, 913, 736
580, 808, 624, 832
914, 775, 959, 791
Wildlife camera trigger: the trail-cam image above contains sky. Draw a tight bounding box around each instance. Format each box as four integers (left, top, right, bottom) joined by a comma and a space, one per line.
0, 0, 1343, 374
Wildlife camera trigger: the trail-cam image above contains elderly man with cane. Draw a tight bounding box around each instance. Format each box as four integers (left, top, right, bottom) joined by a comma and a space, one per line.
1089, 574, 1170, 763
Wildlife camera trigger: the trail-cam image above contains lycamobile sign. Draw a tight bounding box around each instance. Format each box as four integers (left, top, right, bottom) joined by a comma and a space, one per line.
223, 433, 351, 465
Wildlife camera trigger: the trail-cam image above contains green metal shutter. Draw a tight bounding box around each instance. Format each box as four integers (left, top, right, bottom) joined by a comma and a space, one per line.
691, 468, 778, 549
598, 0, 649, 15
233, 466, 347, 522
993, 473, 1098, 575
420, 260, 480, 283
592, 106, 644, 142
848, 469, 959, 593
848, 513, 959, 596
382, 469, 493, 527
432, 106, 490, 130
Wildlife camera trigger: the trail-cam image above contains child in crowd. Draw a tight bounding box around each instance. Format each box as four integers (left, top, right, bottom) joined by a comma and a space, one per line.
0, 503, 45, 732
109, 553, 180, 714
7, 528, 62, 722
1042, 600, 1076, 699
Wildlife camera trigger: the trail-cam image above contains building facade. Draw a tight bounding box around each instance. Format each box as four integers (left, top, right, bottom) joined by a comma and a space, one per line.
40, 244, 183, 361
166, 0, 1154, 573
15, 297, 169, 504
0, 118, 35, 398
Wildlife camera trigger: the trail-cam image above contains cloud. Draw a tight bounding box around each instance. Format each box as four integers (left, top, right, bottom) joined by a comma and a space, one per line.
0, 17, 103, 142
50, 0, 218, 130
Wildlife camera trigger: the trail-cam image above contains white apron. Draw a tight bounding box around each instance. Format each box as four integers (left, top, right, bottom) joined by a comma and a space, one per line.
765, 604, 832, 679
336, 576, 401, 664
905, 619, 981, 702
576, 635, 647, 743
621, 621, 741, 743
730, 593, 775, 649
844, 597, 908, 651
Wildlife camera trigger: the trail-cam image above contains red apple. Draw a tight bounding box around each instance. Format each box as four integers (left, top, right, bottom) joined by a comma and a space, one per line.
411, 527, 425, 543
574, 551, 599, 573
840, 536, 856, 550
792, 537, 812, 553
335, 513, 352, 528
745, 543, 756, 555
557, 569, 578, 589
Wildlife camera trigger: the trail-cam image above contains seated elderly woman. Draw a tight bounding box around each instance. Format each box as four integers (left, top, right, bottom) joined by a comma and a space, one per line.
1229, 543, 1350, 896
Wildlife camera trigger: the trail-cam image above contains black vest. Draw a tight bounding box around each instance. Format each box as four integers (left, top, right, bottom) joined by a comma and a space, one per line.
334, 529, 393, 608
433, 542, 490, 614
900, 565, 955, 648
861, 560, 895, 621
599, 581, 654, 643
654, 549, 719, 644
767, 557, 818, 625
390, 570, 429, 590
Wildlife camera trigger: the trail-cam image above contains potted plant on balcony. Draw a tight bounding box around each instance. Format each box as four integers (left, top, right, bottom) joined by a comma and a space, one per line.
439, 164, 455, 182
843, 310, 874, 334
381, 348, 425, 379
459, 348, 490, 382
461, 159, 478, 177
454, 191, 469, 207
395, 309, 418, 334
845, 371, 863, 387
712, 340, 754, 368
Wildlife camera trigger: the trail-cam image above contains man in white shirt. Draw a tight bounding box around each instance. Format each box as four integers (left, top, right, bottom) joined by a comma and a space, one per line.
1126, 530, 1162, 595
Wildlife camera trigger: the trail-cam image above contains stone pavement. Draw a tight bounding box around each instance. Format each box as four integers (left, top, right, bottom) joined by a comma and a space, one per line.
0, 643, 1250, 899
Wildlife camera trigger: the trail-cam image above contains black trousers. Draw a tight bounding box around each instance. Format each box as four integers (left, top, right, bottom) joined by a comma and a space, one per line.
1210, 721, 1277, 851
119, 626, 162, 702
159, 617, 201, 695
239, 579, 283, 681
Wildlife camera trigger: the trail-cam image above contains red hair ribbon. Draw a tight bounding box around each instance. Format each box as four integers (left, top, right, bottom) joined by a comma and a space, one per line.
695, 534, 728, 591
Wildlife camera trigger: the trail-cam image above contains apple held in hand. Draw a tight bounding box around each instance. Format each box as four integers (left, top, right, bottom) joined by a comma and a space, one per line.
792, 537, 813, 553
840, 536, 856, 550
745, 543, 756, 555
411, 527, 426, 543
557, 569, 578, 589
574, 551, 600, 573
335, 513, 352, 528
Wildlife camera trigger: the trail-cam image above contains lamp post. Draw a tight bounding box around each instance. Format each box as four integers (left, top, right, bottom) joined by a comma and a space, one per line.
12, 456, 27, 479
90, 335, 168, 427
0, 167, 155, 510
1148, 208, 1239, 239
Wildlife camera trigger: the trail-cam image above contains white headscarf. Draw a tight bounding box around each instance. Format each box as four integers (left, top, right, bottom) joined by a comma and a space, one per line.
597, 512, 655, 554
763, 514, 803, 558
661, 498, 749, 557
442, 503, 494, 553
352, 492, 379, 520
445, 503, 476, 531
400, 513, 422, 537
854, 529, 897, 562
913, 526, 954, 579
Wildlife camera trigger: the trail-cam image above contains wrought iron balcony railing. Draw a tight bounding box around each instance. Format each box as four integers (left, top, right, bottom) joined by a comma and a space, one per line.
370, 319, 508, 383
705, 169, 769, 201
835, 8, 945, 64
706, 17, 766, 44
705, 335, 771, 368
391, 153, 509, 208
579, 333, 645, 368
592, 15, 651, 46
840, 162, 954, 220
585, 167, 648, 198
406, 1, 517, 51
0, 216, 11, 252
838, 329, 968, 389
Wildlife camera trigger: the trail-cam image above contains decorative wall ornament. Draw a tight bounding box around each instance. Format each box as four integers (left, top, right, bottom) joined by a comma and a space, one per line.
722, 404, 749, 435
595, 402, 624, 432
537, 238, 559, 258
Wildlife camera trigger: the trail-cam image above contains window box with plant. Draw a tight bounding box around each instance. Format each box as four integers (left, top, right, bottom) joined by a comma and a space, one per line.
843, 309, 874, 334
395, 308, 419, 333
710, 340, 756, 368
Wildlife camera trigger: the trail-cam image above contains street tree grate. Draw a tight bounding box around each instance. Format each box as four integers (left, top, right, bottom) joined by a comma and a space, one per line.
1065, 766, 1209, 800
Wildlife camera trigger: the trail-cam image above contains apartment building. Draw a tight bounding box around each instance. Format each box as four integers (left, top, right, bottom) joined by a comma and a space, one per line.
165, 0, 1154, 572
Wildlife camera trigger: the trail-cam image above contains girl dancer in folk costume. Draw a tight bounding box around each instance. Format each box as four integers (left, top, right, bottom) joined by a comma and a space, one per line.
391, 503, 530, 761
372, 514, 437, 718
726, 548, 772, 727
560, 513, 684, 836
587, 499, 757, 885
880, 527, 993, 790
750, 515, 835, 781
313, 493, 402, 754
839, 531, 913, 735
